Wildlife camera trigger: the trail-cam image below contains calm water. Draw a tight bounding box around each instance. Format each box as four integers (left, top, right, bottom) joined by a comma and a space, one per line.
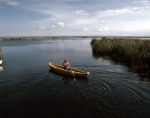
0, 38, 150, 118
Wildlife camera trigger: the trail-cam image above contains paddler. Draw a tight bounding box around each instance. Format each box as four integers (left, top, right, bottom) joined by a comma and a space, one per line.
63, 59, 71, 70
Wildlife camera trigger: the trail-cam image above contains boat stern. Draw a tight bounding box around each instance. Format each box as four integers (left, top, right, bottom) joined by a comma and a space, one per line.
86, 72, 90, 75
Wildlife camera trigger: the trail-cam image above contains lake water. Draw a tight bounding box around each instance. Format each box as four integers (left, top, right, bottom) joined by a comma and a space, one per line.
0, 38, 150, 118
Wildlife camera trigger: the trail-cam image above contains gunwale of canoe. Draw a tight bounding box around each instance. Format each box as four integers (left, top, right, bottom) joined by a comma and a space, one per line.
48, 62, 89, 77
0, 60, 2, 66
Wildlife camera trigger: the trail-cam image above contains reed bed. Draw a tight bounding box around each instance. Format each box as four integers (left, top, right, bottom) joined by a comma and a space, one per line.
91, 37, 150, 77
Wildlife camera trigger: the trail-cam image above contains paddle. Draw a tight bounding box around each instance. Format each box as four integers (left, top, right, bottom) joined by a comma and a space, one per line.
70, 67, 76, 82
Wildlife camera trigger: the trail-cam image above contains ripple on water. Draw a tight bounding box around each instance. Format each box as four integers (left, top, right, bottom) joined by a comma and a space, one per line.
0, 39, 150, 117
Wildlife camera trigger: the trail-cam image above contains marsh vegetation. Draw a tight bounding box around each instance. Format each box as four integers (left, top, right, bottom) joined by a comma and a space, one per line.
91, 37, 150, 77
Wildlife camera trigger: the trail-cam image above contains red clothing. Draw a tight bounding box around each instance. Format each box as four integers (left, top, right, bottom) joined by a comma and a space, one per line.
63, 61, 70, 69
63, 62, 70, 67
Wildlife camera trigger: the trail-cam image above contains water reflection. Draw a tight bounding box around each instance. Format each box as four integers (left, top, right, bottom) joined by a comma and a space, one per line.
92, 52, 150, 82
0, 39, 150, 117
63, 77, 72, 84
49, 69, 89, 84
0, 66, 3, 72
92, 52, 127, 65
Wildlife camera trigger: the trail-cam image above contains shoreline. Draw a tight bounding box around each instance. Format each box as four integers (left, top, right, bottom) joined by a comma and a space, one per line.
0, 36, 150, 40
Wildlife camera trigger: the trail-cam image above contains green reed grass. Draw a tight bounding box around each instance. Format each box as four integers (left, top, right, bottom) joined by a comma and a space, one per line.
91, 37, 150, 76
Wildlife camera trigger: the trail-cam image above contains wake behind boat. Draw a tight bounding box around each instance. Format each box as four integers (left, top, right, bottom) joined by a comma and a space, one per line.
48, 62, 90, 77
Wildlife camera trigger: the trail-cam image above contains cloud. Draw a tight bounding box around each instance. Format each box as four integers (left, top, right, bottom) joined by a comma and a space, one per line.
96, 8, 133, 18
0, 0, 9, 1
98, 27, 109, 32
51, 22, 65, 28
51, 25, 55, 28
73, 18, 95, 27
133, 0, 150, 4
83, 28, 87, 31
131, 7, 139, 10
56, 0, 83, 1
0, 0, 19, 6
113, 20, 150, 33
35, 10, 53, 15
104, 27, 109, 31
75, 10, 88, 15
39, 26, 46, 30
99, 29, 103, 31
95, 7, 144, 18
1, 0, 150, 36
83, 27, 109, 32
60, 0, 84, 1
57, 22, 65, 27
6, 1, 19, 6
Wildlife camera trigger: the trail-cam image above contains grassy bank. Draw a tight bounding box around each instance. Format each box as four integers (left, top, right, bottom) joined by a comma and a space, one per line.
91, 37, 150, 77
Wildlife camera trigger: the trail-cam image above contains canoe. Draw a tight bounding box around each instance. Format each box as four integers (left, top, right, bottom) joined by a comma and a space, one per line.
48, 62, 90, 77
0, 60, 2, 65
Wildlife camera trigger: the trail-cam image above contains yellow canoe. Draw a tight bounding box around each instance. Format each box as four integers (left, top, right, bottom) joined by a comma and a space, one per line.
48, 62, 90, 77
0, 60, 2, 66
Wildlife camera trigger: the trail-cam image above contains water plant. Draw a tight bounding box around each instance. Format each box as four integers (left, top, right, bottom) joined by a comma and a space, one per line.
91, 37, 150, 77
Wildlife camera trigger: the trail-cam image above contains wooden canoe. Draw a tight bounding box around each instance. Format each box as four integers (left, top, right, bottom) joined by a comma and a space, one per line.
0, 60, 2, 66
48, 62, 90, 77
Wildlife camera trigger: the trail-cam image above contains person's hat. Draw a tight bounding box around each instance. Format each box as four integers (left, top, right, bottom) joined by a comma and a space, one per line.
64, 59, 67, 61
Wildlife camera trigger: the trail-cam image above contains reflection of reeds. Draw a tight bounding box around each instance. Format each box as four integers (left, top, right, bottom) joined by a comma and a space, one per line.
91, 37, 150, 77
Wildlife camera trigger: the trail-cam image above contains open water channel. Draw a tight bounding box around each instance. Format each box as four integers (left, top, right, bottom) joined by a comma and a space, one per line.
0, 38, 150, 118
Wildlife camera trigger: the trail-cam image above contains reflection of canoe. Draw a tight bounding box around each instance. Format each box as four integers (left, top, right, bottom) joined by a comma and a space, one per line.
48, 62, 90, 77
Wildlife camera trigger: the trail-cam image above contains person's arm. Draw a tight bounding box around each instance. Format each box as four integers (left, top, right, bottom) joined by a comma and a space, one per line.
68, 62, 70, 66
63, 62, 67, 67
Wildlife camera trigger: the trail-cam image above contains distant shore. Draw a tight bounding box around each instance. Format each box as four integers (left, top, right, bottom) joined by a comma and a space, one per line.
0, 36, 150, 40
0, 36, 93, 40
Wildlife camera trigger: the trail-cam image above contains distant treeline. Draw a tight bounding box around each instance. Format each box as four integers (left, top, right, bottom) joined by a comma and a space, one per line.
91, 37, 150, 77
0, 36, 91, 40
0, 37, 38, 40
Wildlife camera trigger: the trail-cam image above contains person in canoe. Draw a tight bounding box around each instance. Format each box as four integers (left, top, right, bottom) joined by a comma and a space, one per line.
63, 59, 71, 70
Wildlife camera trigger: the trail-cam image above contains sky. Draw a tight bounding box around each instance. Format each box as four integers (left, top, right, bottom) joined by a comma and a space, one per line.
0, 0, 150, 36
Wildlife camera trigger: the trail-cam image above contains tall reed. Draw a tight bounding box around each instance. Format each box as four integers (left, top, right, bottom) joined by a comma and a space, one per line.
91, 37, 150, 76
